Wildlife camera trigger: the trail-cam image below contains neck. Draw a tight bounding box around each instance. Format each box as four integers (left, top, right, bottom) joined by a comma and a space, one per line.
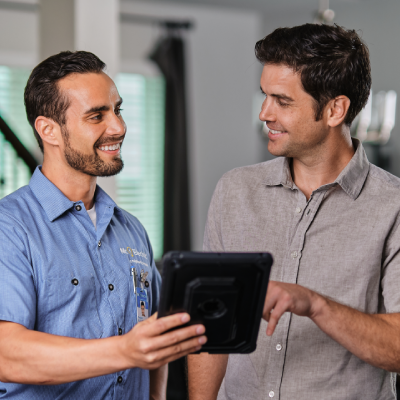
41, 158, 97, 210
291, 128, 354, 200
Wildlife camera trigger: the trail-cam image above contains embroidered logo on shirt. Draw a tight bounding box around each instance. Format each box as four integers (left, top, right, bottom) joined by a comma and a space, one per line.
120, 247, 148, 259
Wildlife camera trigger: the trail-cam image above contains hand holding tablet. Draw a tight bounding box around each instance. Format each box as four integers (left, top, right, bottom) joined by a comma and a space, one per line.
158, 252, 273, 354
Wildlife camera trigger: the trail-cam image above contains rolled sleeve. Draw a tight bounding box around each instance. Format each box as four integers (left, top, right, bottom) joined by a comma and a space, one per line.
381, 214, 400, 313
0, 212, 36, 328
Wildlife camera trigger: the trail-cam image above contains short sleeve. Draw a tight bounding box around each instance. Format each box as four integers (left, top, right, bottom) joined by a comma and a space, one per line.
0, 212, 37, 328
203, 176, 226, 252
381, 213, 400, 313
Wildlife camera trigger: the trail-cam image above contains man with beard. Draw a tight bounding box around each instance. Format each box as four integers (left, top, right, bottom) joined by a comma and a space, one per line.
0, 51, 206, 399
188, 24, 400, 400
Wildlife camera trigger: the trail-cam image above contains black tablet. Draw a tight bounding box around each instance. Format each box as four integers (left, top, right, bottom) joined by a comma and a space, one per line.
158, 251, 273, 354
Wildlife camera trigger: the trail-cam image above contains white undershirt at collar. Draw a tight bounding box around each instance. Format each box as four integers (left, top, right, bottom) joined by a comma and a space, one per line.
87, 204, 97, 229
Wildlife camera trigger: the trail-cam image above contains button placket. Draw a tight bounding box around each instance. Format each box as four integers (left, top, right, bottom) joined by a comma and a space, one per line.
95, 239, 125, 339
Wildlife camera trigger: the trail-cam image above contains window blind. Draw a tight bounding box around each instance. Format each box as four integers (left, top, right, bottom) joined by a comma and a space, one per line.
0, 66, 32, 199
115, 73, 165, 260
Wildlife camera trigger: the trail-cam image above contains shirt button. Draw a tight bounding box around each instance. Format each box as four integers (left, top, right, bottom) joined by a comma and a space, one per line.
71, 278, 79, 286
295, 207, 302, 213
108, 283, 114, 291
291, 251, 298, 259
75, 205, 82, 211
276, 343, 282, 351
98, 241, 101, 247
269, 391, 275, 398
118, 328, 123, 335
117, 376, 123, 384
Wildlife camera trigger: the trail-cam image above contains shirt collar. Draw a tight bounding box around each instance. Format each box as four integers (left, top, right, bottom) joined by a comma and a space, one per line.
263, 138, 370, 200
29, 166, 127, 223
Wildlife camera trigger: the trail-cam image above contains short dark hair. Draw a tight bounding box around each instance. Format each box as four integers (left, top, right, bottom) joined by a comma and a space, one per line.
24, 51, 106, 152
255, 24, 371, 126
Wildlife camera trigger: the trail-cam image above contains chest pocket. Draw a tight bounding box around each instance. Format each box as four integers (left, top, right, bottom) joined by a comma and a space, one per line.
42, 275, 103, 339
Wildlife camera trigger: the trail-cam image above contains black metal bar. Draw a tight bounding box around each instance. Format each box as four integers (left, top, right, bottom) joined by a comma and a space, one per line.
0, 115, 38, 174
120, 13, 194, 30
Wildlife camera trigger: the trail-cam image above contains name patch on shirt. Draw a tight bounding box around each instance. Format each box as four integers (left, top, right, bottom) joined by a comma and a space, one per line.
120, 247, 149, 267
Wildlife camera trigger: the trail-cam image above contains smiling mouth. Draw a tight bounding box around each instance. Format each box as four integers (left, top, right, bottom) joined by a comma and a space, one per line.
269, 129, 287, 135
97, 142, 121, 152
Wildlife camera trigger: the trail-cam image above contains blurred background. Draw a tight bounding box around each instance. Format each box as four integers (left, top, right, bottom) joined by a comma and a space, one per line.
0, 0, 399, 398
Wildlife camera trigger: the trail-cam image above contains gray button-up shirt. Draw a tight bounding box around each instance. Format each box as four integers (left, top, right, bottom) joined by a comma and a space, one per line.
204, 140, 400, 400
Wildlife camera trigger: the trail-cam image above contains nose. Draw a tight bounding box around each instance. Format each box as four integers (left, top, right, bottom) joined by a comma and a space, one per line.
259, 97, 276, 123
107, 112, 126, 137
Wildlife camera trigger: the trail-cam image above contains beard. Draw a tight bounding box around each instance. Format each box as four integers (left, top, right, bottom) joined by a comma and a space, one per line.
62, 126, 125, 177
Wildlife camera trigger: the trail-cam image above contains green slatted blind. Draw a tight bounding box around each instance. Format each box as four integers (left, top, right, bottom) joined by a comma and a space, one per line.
115, 73, 165, 260
0, 66, 32, 199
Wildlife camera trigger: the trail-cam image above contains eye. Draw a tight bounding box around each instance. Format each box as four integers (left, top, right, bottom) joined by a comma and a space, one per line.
277, 100, 289, 107
91, 113, 102, 121
115, 107, 123, 116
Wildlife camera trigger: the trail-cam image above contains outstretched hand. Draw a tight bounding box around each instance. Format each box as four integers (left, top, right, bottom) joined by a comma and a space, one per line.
263, 281, 323, 336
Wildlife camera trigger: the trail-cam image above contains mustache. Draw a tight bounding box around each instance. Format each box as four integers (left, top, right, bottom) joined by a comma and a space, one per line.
94, 134, 126, 147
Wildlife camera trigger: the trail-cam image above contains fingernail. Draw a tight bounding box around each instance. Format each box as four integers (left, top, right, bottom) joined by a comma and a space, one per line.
195, 346, 201, 351
198, 336, 207, 344
196, 326, 205, 335
181, 314, 190, 323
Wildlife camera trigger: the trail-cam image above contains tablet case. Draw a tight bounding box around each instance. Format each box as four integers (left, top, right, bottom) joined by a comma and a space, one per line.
158, 252, 273, 354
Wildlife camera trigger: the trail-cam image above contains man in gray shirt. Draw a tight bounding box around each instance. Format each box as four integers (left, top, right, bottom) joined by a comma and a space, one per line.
188, 24, 400, 399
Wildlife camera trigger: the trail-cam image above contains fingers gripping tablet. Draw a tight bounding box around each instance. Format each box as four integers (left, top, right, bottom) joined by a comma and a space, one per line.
158, 252, 273, 354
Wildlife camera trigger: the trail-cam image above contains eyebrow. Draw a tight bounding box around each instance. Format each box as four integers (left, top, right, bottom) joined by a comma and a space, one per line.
84, 98, 123, 114
260, 86, 294, 102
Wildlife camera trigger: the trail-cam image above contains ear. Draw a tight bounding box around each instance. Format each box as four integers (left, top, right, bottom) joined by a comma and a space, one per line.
326, 95, 351, 128
35, 116, 62, 148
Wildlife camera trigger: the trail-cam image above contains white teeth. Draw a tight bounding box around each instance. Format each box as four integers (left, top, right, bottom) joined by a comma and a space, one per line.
99, 143, 121, 151
269, 129, 284, 135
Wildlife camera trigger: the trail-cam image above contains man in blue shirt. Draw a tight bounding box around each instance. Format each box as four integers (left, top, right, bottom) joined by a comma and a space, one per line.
0, 51, 206, 399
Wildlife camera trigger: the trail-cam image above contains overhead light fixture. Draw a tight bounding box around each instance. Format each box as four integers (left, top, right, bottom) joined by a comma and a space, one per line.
314, 0, 335, 25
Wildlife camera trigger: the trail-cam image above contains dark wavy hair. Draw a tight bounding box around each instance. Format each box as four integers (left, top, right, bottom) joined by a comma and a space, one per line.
24, 51, 106, 152
255, 24, 371, 126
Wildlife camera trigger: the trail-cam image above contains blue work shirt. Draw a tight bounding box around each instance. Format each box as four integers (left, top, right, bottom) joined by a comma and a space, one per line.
0, 167, 161, 399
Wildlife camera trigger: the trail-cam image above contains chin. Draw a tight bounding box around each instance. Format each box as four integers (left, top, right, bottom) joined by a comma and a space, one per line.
268, 143, 287, 158
95, 160, 124, 177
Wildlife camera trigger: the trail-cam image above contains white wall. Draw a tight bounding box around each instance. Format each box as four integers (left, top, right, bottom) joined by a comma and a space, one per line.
121, 1, 263, 251
0, 5, 38, 68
